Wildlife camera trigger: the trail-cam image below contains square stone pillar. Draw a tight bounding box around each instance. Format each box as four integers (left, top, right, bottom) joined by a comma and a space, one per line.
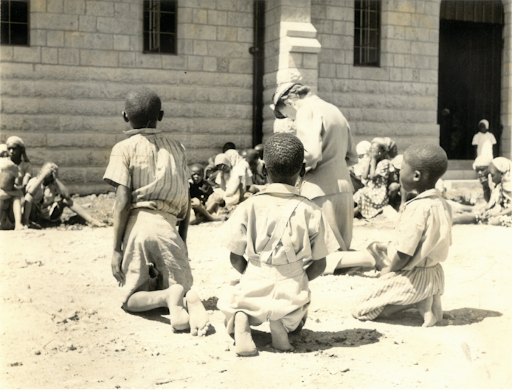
263, 0, 321, 137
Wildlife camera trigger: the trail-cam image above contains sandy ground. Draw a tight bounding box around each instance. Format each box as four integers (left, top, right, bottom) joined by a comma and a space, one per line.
0, 194, 511, 389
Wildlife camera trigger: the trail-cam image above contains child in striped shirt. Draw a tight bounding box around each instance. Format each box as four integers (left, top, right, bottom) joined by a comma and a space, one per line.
353, 144, 452, 327
103, 87, 209, 336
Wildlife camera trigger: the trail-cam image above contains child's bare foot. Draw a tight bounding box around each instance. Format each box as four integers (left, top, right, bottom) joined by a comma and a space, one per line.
432, 294, 442, 322
269, 320, 294, 352
416, 296, 437, 327
15, 224, 27, 231
234, 312, 257, 356
167, 284, 190, 331
185, 290, 210, 337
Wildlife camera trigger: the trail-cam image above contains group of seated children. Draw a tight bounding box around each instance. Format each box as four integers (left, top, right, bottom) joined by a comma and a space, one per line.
187, 142, 268, 224
451, 156, 511, 227
351, 136, 402, 218
0, 137, 105, 230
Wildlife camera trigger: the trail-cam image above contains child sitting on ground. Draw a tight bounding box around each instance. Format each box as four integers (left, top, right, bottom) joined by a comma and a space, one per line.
204, 142, 237, 181
218, 133, 338, 356
205, 149, 253, 214
387, 154, 403, 211
353, 138, 392, 218
6, 136, 31, 193
22, 162, 105, 228
352, 144, 451, 327
0, 147, 24, 230
244, 149, 267, 196
350, 140, 371, 193
103, 87, 209, 335
453, 157, 511, 227
189, 163, 217, 224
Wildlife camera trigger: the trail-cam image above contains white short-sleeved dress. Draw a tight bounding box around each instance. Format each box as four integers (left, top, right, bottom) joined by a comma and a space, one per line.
218, 183, 338, 334
353, 159, 392, 219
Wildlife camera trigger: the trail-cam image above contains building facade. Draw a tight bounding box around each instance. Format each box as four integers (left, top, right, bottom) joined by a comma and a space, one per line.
1, 0, 511, 193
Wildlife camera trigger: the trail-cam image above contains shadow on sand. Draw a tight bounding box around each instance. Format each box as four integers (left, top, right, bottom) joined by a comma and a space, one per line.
375, 307, 502, 327
250, 327, 383, 354
128, 305, 217, 336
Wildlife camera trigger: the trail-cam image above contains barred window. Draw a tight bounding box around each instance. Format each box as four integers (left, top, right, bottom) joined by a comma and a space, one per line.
143, 0, 177, 55
0, 0, 29, 46
354, 0, 381, 67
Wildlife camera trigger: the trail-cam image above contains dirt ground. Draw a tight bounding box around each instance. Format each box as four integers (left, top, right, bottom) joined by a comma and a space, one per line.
0, 193, 511, 389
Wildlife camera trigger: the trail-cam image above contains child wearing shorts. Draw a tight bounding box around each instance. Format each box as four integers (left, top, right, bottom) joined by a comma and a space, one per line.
103, 87, 209, 336
218, 133, 338, 356
353, 144, 452, 327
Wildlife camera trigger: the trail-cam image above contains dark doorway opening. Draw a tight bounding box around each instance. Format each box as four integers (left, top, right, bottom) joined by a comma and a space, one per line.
438, 19, 502, 160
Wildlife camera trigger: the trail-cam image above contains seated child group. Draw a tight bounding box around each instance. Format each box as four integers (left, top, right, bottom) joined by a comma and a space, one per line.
1, 87, 510, 356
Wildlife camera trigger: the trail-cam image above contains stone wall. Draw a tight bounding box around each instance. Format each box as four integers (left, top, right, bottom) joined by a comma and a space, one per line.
312, 0, 441, 152
502, 0, 512, 159
0, 0, 255, 194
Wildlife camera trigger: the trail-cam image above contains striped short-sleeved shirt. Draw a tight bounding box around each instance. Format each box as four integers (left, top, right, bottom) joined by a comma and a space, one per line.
103, 133, 189, 220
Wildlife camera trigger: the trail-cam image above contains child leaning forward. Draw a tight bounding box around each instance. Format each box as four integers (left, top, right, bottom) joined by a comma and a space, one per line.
353, 144, 452, 327
103, 87, 209, 336
218, 133, 338, 356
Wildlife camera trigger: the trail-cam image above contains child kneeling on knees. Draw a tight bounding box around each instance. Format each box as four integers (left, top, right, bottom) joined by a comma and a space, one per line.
103, 87, 209, 336
218, 133, 338, 356
22, 162, 105, 228
353, 144, 452, 327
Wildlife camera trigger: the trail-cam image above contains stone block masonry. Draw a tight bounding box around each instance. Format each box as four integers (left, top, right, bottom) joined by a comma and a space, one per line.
313, 0, 441, 147
0, 0, 255, 195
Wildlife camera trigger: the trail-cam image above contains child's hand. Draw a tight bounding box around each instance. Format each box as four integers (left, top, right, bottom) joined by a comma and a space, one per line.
40, 163, 58, 179
112, 250, 125, 286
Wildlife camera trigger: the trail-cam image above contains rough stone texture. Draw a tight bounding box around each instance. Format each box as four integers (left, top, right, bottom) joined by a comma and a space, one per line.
501, 0, 512, 158
1, 0, 511, 195
0, 0, 254, 193
313, 0, 441, 150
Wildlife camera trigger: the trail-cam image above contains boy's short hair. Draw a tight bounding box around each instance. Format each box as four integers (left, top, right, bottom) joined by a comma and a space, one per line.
222, 142, 236, 153
125, 87, 161, 129
190, 163, 204, 173
244, 149, 259, 162
264, 133, 304, 178
403, 144, 448, 183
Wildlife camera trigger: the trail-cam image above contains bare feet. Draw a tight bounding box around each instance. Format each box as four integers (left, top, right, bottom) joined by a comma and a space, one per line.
417, 296, 437, 327
432, 294, 443, 322
185, 290, 210, 337
269, 320, 294, 352
167, 284, 190, 331
234, 312, 257, 356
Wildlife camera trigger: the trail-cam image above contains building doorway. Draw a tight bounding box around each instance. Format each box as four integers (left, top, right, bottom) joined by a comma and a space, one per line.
438, 0, 503, 160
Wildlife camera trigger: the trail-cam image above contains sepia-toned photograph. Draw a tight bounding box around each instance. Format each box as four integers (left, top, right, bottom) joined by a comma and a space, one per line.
1, 0, 511, 388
